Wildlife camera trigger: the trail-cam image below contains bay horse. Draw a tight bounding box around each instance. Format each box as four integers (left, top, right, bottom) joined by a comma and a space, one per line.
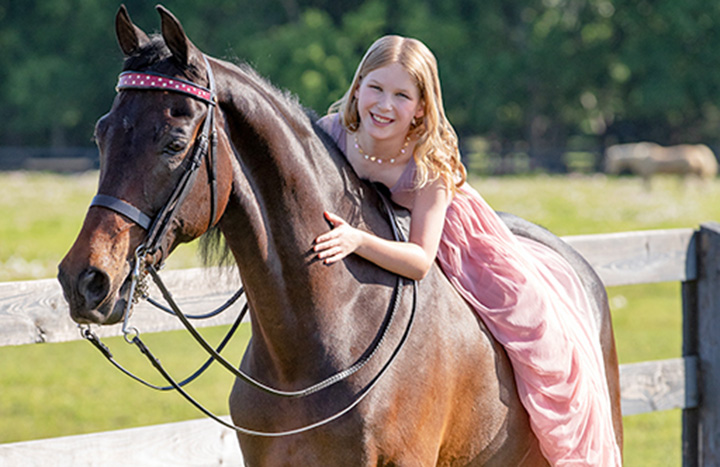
58, 5, 622, 465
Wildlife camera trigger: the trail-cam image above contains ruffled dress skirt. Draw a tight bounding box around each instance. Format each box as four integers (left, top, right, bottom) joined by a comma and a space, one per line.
435, 184, 622, 466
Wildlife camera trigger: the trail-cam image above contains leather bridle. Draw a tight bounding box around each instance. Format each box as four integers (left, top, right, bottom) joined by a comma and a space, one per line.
81, 55, 418, 437
91, 56, 219, 265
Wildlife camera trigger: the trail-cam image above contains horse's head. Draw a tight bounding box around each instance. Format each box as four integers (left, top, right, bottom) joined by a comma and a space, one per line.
58, 5, 232, 325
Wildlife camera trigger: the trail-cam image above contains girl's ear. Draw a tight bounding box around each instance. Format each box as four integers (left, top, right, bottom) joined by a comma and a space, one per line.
415, 101, 426, 119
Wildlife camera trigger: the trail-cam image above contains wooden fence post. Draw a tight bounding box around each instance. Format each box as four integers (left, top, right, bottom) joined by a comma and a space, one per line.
697, 222, 720, 465
682, 248, 699, 466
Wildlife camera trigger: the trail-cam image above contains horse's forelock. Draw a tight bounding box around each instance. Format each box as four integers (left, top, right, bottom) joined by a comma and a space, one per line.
121, 35, 166, 70
121, 34, 204, 82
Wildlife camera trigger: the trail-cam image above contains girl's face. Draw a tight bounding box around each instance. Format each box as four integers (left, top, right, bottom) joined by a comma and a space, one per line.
355, 62, 424, 142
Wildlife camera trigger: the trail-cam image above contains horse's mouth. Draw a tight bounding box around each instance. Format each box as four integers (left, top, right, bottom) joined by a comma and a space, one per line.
105, 275, 134, 324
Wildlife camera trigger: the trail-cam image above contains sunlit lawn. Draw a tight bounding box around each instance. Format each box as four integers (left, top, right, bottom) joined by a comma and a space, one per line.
2, 171, 719, 466
0, 171, 201, 282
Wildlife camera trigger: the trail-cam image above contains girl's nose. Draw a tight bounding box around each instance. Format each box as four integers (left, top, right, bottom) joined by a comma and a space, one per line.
377, 94, 392, 111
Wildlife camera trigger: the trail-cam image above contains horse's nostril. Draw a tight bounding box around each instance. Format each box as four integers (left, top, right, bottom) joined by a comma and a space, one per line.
78, 267, 111, 310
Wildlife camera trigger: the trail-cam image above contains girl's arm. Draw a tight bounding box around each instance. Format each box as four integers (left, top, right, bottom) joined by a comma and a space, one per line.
313, 178, 450, 280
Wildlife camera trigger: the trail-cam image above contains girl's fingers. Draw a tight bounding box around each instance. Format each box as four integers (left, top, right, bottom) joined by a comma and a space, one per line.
324, 211, 346, 227
314, 232, 341, 249
314, 237, 343, 258
318, 246, 342, 261
313, 240, 339, 259
323, 250, 347, 264
314, 234, 332, 246
314, 212, 354, 264
315, 212, 347, 245
314, 240, 335, 254
315, 226, 341, 245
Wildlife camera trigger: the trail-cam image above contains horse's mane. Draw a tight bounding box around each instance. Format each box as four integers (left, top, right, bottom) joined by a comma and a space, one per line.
124, 34, 317, 124
121, 36, 328, 267
192, 56, 330, 268
234, 62, 309, 117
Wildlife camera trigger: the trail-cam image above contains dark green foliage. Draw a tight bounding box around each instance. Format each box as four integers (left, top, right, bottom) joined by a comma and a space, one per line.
3, 0, 720, 166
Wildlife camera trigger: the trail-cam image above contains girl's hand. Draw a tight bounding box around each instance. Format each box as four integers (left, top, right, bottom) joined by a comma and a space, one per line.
313, 211, 362, 264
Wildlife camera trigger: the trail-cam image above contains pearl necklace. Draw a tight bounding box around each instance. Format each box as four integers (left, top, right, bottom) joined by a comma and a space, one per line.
354, 134, 410, 164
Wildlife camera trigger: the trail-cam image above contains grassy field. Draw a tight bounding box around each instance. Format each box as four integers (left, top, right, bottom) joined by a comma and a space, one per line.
2, 170, 719, 465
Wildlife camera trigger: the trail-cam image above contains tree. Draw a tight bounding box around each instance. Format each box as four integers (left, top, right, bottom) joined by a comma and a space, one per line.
3, 0, 720, 171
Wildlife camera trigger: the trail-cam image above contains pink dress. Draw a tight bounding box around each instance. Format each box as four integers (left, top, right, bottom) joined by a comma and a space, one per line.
320, 115, 622, 466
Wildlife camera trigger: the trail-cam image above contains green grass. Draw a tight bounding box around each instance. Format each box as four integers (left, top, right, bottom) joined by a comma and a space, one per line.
2, 171, 719, 466
476, 173, 720, 235
0, 171, 201, 282
0, 326, 251, 441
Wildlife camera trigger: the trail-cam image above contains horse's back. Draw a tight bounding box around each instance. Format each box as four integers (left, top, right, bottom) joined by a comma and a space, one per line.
605, 142, 718, 179
369, 263, 546, 465
673, 144, 718, 178
374, 206, 547, 463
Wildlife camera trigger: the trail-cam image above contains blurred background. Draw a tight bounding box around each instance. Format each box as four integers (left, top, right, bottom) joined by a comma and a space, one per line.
2, 0, 720, 173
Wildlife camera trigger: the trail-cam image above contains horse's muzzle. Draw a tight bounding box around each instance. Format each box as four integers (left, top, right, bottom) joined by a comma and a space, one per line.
57, 262, 129, 325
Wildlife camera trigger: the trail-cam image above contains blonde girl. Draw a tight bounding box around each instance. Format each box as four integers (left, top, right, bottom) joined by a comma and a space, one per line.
314, 35, 622, 465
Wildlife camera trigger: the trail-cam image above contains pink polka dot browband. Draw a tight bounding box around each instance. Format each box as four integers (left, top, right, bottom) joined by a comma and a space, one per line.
116, 71, 215, 105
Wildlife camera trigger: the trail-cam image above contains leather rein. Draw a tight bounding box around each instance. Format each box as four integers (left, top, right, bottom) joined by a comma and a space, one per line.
81, 56, 418, 437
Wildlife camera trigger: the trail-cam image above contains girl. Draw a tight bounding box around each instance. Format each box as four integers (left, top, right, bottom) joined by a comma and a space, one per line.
314, 35, 622, 466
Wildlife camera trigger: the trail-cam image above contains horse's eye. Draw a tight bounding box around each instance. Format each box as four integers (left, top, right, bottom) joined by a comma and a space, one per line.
170, 105, 192, 118
164, 140, 187, 155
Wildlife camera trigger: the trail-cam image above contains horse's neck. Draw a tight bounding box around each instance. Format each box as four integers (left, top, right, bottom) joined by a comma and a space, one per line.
213, 62, 394, 377
215, 63, 347, 266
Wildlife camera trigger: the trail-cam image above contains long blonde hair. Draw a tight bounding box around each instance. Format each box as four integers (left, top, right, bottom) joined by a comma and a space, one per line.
329, 35, 466, 191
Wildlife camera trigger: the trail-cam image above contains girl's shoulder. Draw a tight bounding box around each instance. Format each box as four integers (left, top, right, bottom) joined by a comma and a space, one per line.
316, 113, 335, 132
318, 113, 349, 153
317, 113, 346, 149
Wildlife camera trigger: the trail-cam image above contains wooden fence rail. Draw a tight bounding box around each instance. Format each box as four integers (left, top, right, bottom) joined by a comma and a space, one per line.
1, 223, 719, 465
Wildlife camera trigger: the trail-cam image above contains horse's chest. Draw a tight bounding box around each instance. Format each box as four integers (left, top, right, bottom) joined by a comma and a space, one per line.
239, 437, 368, 466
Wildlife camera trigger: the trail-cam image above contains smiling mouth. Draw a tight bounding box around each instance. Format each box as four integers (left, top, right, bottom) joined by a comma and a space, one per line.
371, 112, 394, 125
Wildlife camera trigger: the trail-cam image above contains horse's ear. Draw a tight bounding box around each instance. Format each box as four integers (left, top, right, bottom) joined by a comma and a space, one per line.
115, 5, 150, 56
157, 5, 202, 68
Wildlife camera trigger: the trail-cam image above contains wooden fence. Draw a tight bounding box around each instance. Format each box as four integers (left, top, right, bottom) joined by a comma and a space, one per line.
0, 147, 98, 172
1, 223, 719, 465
